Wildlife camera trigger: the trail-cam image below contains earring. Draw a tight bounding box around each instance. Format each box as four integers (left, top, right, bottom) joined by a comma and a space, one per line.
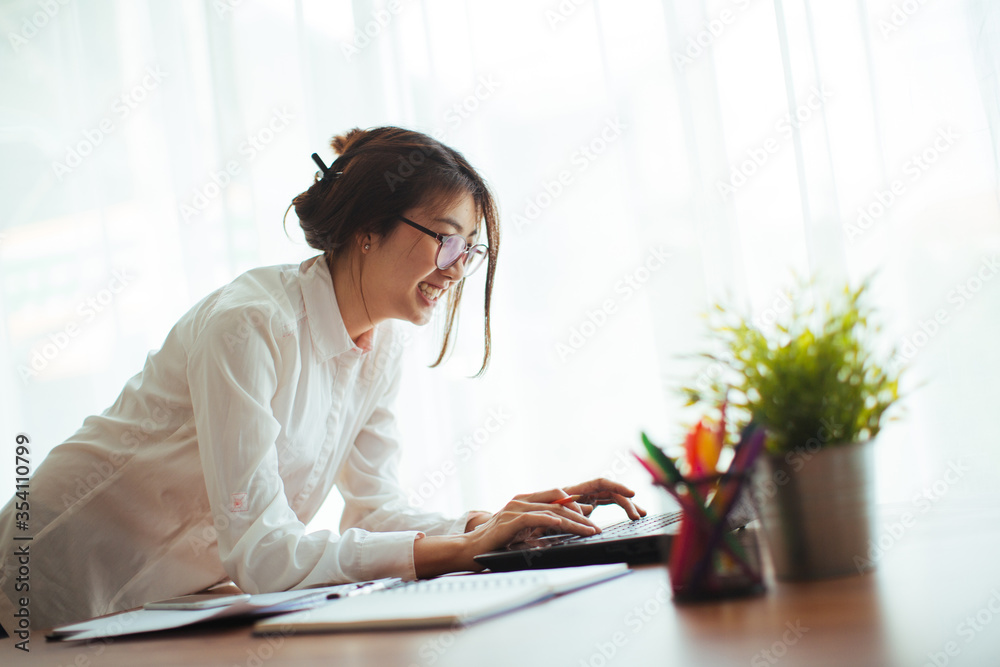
364, 244, 370, 251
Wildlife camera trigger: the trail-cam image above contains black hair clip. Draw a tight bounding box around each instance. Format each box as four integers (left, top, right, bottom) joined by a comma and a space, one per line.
311, 153, 343, 180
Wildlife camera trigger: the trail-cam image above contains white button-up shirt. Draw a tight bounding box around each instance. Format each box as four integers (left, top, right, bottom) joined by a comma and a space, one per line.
0, 254, 467, 630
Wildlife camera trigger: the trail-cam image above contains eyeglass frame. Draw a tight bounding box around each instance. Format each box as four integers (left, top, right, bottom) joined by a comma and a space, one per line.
396, 215, 489, 275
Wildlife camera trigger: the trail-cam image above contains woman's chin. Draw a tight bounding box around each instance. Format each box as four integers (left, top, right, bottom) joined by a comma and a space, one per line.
405, 309, 433, 327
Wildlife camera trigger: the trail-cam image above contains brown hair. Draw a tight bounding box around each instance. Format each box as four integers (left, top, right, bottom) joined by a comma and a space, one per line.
285, 126, 500, 376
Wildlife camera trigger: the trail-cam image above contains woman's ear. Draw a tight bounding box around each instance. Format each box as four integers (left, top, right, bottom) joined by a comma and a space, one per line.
357, 232, 373, 253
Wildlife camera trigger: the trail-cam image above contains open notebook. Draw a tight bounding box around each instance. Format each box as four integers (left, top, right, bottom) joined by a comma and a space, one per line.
253, 563, 630, 633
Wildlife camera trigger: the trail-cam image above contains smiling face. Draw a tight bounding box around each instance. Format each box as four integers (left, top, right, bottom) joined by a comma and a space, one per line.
362, 191, 480, 327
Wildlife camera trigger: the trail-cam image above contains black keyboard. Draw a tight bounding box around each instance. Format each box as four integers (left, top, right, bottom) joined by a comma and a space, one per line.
517, 512, 683, 548
475, 511, 686, 571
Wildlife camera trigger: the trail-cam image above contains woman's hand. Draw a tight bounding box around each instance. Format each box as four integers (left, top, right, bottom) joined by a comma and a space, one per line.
560, 477, 647, 520
414, 479, 646, 577
472, 488, 604, 543
460, 479, 645, 568
415, 488, 601, 576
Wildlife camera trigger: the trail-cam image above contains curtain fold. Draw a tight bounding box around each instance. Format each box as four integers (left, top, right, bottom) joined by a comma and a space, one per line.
1, 0, 997, 522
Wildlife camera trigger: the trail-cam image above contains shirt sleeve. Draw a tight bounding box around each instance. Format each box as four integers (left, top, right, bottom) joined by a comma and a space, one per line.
186, 305, 422, 592
337, 329, 470, 538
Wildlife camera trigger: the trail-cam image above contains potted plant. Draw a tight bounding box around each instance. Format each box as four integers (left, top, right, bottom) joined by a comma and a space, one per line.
681, 278, 903, 580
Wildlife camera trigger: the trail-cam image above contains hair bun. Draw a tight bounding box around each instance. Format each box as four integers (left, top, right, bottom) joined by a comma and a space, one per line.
330, 128, 368, 156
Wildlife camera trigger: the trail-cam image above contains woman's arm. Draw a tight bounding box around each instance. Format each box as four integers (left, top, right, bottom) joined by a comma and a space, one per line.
337, 331, 480, 538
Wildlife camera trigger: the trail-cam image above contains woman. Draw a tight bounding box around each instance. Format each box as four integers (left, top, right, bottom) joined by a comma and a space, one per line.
0, 127, 644, 632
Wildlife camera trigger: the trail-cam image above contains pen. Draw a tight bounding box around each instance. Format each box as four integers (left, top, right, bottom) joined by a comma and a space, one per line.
551, 495, 583, 506
340, 577, 401, 598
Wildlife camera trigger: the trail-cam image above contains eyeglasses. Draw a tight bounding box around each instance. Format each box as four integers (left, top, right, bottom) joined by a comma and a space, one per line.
397, 215, 489, 277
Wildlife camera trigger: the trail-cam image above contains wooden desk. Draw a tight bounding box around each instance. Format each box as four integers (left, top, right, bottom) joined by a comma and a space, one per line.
10, 500, 1000, 666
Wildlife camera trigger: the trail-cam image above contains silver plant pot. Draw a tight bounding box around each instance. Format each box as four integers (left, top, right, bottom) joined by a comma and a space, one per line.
751, 440, 875, 581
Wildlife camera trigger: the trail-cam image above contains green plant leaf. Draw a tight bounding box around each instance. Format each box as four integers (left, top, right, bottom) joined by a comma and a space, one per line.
678, 276, 905, 452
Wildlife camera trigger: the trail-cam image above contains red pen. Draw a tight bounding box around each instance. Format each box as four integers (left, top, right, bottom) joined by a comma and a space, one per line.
552, 494, 583, 506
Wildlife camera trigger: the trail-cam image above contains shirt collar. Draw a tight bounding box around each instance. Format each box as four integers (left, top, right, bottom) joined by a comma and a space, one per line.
300, 255, 371, 360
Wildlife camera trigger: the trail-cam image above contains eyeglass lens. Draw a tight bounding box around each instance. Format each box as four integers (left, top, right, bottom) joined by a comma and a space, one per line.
437, 236, 487, 275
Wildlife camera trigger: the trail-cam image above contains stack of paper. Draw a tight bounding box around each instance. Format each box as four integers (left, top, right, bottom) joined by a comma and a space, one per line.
46, 580, 395, 641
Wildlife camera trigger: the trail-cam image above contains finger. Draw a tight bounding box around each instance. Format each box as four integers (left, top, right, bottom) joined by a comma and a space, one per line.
535, 510, 600, 536
551, 497, 588, 517
580, 494, 616, 506
504, 497, 577, 515
518, 488, 579, 504
561, 501, 586, 516
511, 526, 536, 544
564, 478, 637, 499
484, 510, 602, 552
580, 492, 641, 517
609, 491, 643, 520
520, 501, 600, 530
497, 501, 597, 532
550, 495, 587, 515
505, 511, 596, 540
515, 490, 592, 520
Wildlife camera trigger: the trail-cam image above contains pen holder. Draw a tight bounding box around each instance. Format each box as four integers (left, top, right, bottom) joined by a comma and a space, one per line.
657, 471, 765, 602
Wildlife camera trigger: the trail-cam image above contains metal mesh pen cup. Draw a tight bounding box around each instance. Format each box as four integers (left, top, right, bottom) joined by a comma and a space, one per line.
657, 472, 765, 602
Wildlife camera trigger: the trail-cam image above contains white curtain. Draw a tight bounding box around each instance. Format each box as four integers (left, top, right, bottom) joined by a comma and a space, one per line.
1, 0, 998, 530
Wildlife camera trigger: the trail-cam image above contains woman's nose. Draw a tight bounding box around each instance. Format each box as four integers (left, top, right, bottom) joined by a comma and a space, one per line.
439, 255, 466, 280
